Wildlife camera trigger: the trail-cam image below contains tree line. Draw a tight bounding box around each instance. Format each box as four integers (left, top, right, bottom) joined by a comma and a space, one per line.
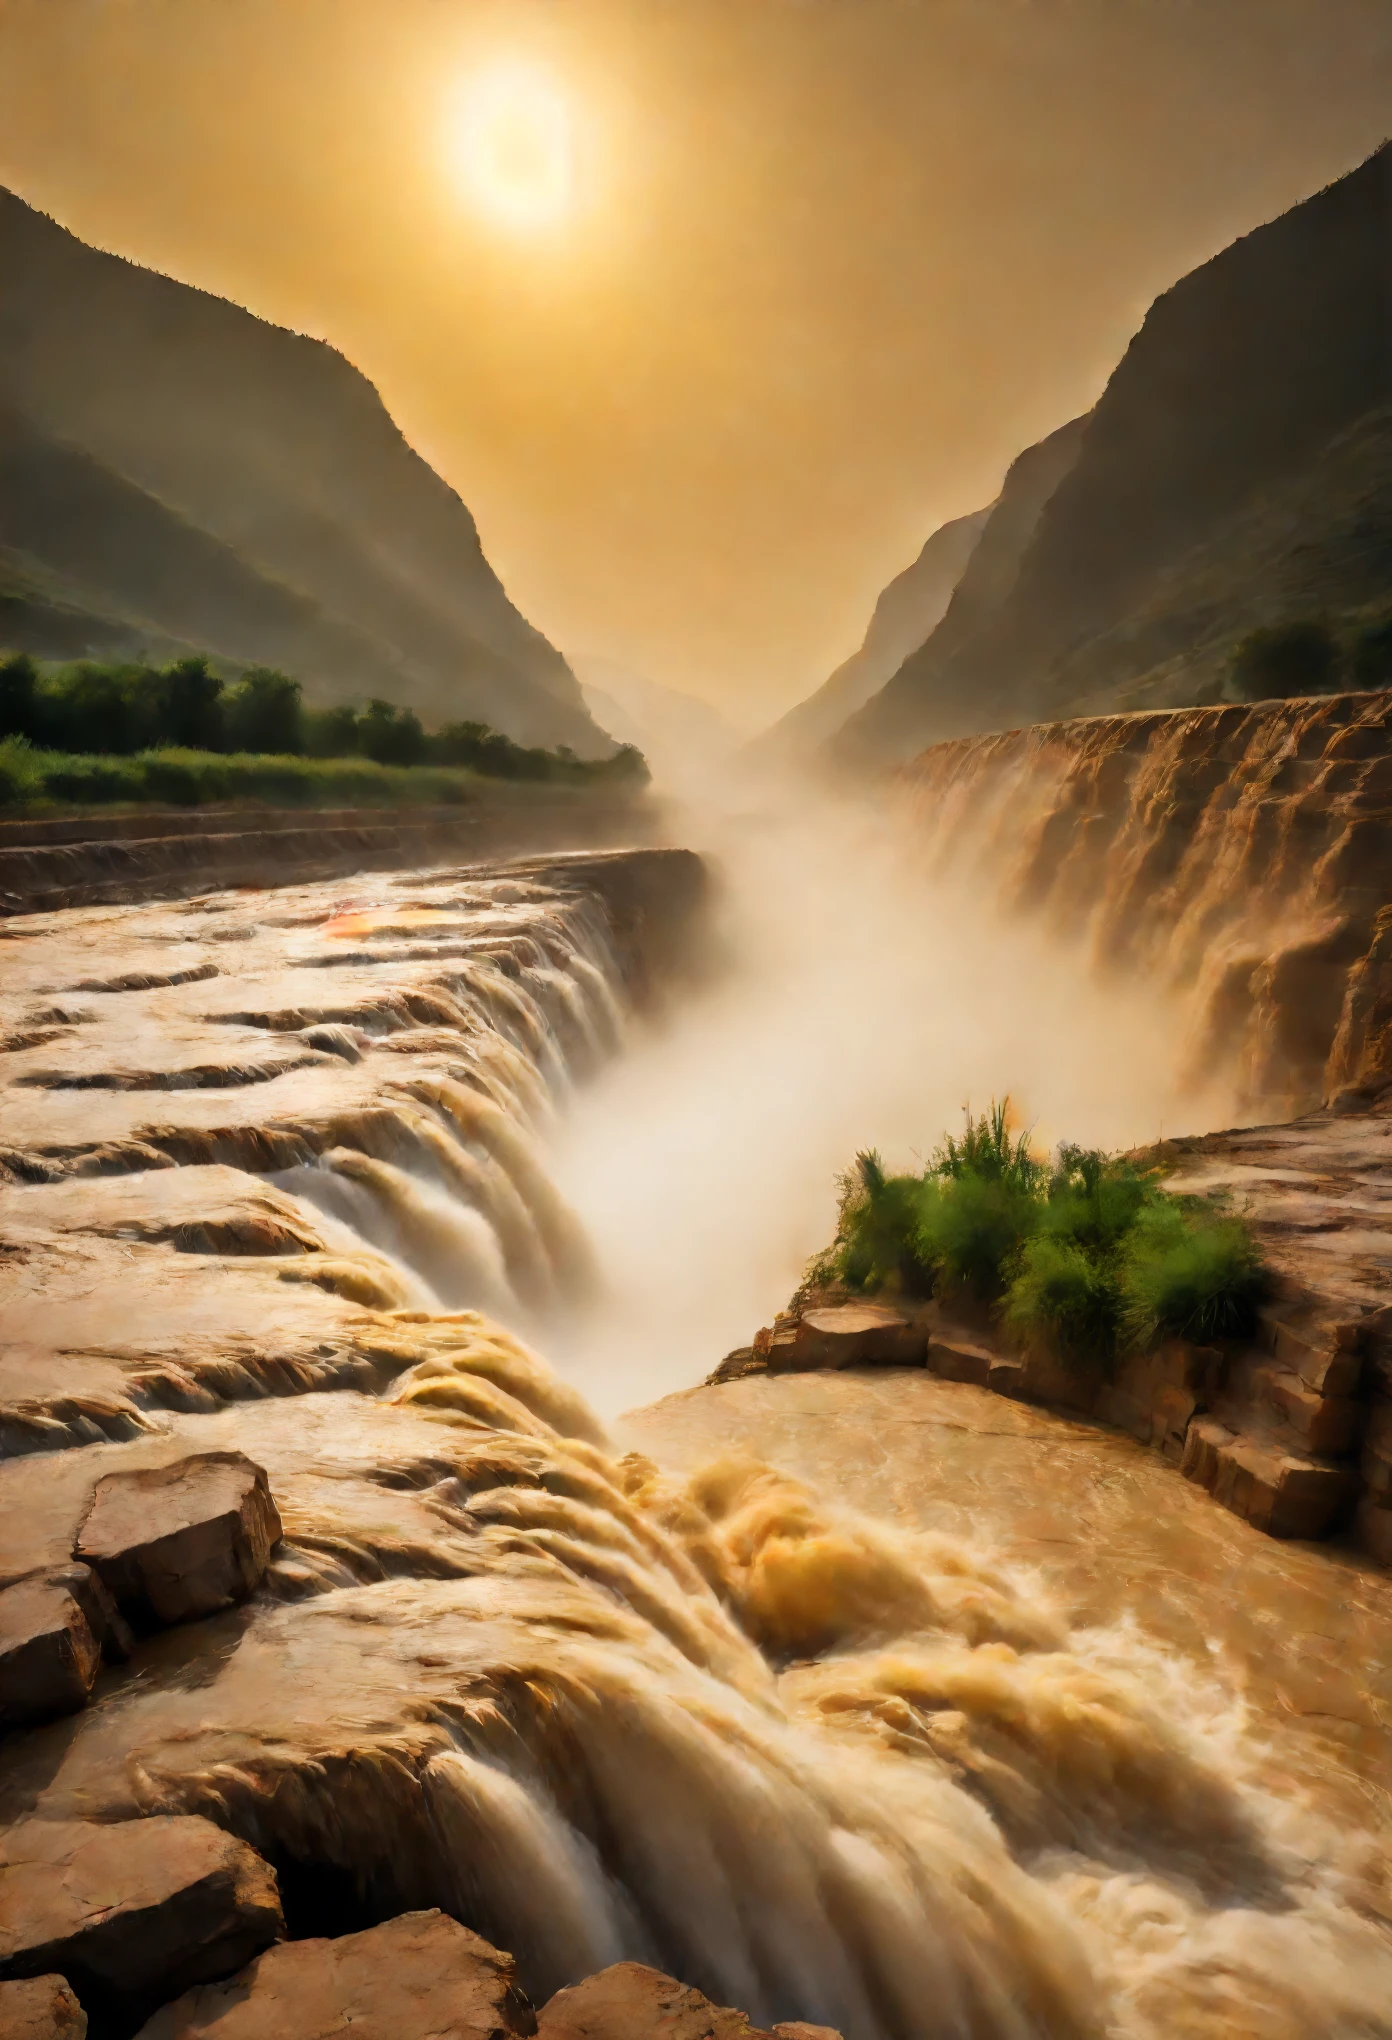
0, 655, 647, 783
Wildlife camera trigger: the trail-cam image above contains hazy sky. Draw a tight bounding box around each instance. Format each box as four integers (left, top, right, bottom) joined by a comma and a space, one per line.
1, 1, 1389, 724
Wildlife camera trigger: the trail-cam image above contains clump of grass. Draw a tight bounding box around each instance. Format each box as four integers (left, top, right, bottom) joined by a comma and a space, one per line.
0, 735, 43, 806
811, 1098, 1269, 1376
823, 1150, 936, 1296
1004, 1234, 1120, 1368
1118, 1201, 1269, 1348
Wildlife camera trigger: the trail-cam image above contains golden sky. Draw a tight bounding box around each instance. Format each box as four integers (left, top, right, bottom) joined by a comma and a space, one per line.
1, 0, 1389, 724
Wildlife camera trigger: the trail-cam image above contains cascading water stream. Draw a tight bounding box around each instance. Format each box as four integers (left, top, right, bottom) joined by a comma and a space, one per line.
2, 839, 1391, 2040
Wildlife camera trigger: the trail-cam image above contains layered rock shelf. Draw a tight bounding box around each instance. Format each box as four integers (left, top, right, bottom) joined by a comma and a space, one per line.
898, 690, 1392, 1119
713, 1095, 1392, 1555
0, 794, 656, 917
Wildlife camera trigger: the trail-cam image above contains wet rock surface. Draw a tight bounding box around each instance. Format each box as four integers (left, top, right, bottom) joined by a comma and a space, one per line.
537, 1962, 813, 2040
898, 691, 1392, 1120
2, 847, 1392, 2038
711, 1094, 1392, 1554
134, 1910, 534, 2040
77, 1453, 282, 1628
0, 1573, 103, 1730
0, 1975, 89, 2040
0, 1816, 283, 2029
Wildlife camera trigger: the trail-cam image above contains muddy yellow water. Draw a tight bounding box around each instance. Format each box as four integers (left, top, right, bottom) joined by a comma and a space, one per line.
2, 854, 1391, 2040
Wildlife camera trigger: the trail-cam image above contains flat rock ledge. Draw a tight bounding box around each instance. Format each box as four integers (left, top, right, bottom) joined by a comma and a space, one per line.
135, 1910, 536, 2040
0, 1811, 846, 2040
0, 1454, 281, 1738
0, 1816, 283, 2031
710, 1290, 1378, 1551
538, 1962, 841, 2040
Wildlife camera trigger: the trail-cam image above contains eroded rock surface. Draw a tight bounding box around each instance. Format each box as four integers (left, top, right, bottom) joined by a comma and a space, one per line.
0, 1817, 282, 2026
899, 691, 1392, 1119
0, 1574, 102, 1730
2, 850, 1392, 2040
134, 1910, 534, 2040
0, 1975, 88, 2040
77, 1454, 282, 1628
716, 1094, 1392, 1553
538, 1962, 802, 2040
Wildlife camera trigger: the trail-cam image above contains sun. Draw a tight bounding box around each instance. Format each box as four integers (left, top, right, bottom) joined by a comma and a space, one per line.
450, 61, 578, 234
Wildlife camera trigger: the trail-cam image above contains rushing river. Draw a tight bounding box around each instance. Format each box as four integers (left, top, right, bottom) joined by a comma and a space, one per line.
1, 827, 1390, 2040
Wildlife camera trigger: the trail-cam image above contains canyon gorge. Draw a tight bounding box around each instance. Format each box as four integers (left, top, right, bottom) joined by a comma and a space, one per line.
0, 88, 1390, 2040
1, 677, 1391, 2040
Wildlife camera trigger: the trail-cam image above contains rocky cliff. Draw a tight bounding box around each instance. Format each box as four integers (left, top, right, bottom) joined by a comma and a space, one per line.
751, 505, 991, 766
898, 690, 1392, 1121
0, 188, 609, 753
838, 141, 1392, 765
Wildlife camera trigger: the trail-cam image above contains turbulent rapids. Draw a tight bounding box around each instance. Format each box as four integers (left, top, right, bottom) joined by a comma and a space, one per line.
2, 844, 1392, 2040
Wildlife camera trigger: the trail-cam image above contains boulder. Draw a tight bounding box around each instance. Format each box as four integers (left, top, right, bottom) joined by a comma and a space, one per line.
134, 1910, 536, 2040
1181, 1419, 1357, 1537
776, 1305, 925, 1372
0, 1576, 102, 1732
0, 1975, 88, 2039
76, 1453, 282, 1627
0, 1816, 283, 2026
45, 1564, 135, 1664
537, 1962, 842, 2040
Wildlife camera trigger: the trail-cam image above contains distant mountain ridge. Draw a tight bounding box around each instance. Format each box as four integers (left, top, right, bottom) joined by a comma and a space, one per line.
751, 506, 991, 765
0, 186, 610, 754
574, 655, 742, 789
829, 140, 1392, 767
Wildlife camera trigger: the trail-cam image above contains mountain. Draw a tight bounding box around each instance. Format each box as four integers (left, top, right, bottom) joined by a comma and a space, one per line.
573, 656, 743, 788
749, 506, 990, 766
0, 186, 611, 754
836, 141, 1392, 767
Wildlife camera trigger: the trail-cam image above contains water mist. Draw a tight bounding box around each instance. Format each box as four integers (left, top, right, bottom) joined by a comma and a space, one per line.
546, 777, 1235, 1414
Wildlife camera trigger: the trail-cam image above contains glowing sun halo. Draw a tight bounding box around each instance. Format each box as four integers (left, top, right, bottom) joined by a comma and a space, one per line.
452, 62, 578, 233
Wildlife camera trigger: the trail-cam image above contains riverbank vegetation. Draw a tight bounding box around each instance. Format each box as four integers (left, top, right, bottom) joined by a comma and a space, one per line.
0, 654, 646, 809
812, 1101, 1268, 1372
1225, 614, 1392, 701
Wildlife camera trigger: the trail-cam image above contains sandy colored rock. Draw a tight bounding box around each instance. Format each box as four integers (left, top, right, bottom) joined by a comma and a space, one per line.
134, 1909, 536, 2040
0, 1575, 102, 1731
538, 1963, 777, 2040
1180, 1418, 1357, 1538
925, 1331, 995, 1388
791, 1305, 922, 1370
76, 1452, 282, 1626
0, 1974, 88, 2040
771, 2025, 842, 2040
0, 1817, 282, 2020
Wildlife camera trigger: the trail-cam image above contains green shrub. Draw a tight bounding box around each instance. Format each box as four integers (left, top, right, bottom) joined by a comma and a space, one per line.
1042, 1146, 1153, 1256
1004, 1233, 1119, 1368
1352, 617, 1392, 691
224, 668, 304, 754
0, 651, 650, 788
1119, 1203, 1269, 1348
832, 1151, 936, 1295
933, 1097, 1044, 1192
359, 698, 428, 767
812, 1098, 1270, 1375
1227, 620, 1341, 701
0, 655, 39, 742
41, 754, 146, 804
304, 703, 362, 758
916, 1170, 1039, 1302
0, 735, 42, 805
